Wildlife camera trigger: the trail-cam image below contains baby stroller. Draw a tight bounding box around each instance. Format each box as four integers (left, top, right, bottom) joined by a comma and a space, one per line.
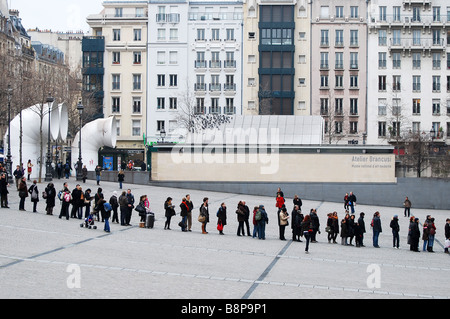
80, 213, 97, 230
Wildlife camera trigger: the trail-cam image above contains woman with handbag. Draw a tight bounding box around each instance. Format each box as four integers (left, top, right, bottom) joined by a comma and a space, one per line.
217, 202, 227, 235
199, 197, 209, 234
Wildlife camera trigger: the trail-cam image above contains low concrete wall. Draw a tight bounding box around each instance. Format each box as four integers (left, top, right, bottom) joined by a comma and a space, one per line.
147, 178, 449, 210
85, 171, 449, 210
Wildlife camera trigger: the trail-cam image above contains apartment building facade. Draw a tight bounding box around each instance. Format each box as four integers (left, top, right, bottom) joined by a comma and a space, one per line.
242, 0, 310, 116
311, 0, 368, 145
146, 0, 243, 143
85, 1, 148, 168
366, 0, 449, 146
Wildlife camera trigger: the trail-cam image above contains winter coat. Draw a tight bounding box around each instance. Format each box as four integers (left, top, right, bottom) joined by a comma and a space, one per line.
340, 220, 348, 237
410, 222, 420, 240
45, 185, 56, 208
0, 178, 8, 195
358, 216, 366, 233
28, 184, 39, 202
372, 216, 382, 232
279, 210, 289, 226
109, 195, 119, 210
390, 218, 400, 232
217, 206, 227, 226
18, 181, 28, 198
275, 196, 285, 209
165, 201, 176, 218
180, 200, 189, 217
236, 204, 246, 222
200, 203, 209, 223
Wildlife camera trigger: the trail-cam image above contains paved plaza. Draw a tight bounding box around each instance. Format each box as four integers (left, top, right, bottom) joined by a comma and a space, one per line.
0, 177, 449, 300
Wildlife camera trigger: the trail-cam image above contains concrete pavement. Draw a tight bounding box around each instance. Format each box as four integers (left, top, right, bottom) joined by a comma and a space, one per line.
0, 177, 449, 299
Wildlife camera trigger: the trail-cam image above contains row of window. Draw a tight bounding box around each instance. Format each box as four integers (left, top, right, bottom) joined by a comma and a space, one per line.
377, 99, 450, 116
112, 51, 142, 65
320, 98, 360, 116
375, 6, 450, 23
377, 29, 444, 46
377, 75, 449, 92
115, 119, 142, 137
112, 28, 143, 42
319, 29, 360, 47
111, 74, 142, 91
377, 52, 450, 69
320, 52, 359, 69
377, 122, 450, 139
324, 121, 359, 135
195, 28, 236, 41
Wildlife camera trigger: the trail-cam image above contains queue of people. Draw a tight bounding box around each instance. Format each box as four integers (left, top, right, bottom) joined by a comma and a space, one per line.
1, 173, 449, 255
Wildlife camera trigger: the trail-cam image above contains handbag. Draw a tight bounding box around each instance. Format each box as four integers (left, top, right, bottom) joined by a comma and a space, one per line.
198, 215, 206, 223
217, 222, 223, 231
445, 239, 450, 249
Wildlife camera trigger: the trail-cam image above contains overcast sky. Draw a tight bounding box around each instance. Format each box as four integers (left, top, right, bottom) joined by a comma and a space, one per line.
10, 0, 103, 33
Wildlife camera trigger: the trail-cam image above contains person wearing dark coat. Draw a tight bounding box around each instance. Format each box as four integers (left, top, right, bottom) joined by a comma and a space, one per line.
70, 185, 83, 219
164, 197, 175, 230
409, 218, 421, 252
0, 173, 9, 208
257, 205, 268, 240
309, 209, 320, 242
119, 191, 128, 226
199, 197, 210, 234
84, 189, 93, 218
327, 212, 339, 244
347, 214, 356, 246
28, 180, 39, 213
340, 217, 348, 245
242, 201, 251, 236
293, 195, 302, 211
109, 191, 119, 223
179, 198, 189, 232
217, 202, 227, 235
390, 215, 400, 249
301, 214, 312, 253
444, 219, 450, 254
236, 201, 246, 236
358, 212, 366, 247
372, 211, 382, 248
291, 206, 303, 242
44, 183, 56, 215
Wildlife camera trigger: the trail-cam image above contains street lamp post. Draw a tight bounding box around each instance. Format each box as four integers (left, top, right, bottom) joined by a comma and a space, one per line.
5, 85, 13, 184
76, 101, 84, 181
45, 93, 54, 182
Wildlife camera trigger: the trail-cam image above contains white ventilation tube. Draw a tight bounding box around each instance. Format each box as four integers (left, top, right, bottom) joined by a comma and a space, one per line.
71, 116, 117, 173
5, 102, 68, 179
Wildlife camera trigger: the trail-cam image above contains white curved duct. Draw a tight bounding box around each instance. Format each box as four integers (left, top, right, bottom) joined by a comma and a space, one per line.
5, 102, 69, 179
71, 116, 117, 173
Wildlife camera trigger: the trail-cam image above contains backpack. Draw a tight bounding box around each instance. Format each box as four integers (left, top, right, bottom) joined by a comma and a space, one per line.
57, 190, 63, 201
255, 210, 262, 221
104, 202, 112, 212
63, 192, 71, 203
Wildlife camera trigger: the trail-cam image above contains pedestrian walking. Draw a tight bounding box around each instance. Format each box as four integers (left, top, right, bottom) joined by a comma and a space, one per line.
403, 197, 411, 217
80, 165, 87, 183
44, 183, 56, 215
371, 211, 382, 248
217, 202, 227, 235
390, 215, 400, 249
164, 197, 175, 230
95, 165, 102, 185
18, 177, 28, 211
301, 214, 313, 253
118, 170, 125, 189
199, 197, 209, 234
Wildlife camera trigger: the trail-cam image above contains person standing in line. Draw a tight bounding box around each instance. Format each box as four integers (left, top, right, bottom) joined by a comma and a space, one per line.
427, 217, 436, 253
0, 173, 9, 208
422, 215, 431, 252
301, 214, 312, 253
59, 187, 72, 220
409, 217, 421, 252
372, 211, 382, 248
179, 197, 189, 231
164, 197, 175, 230
95, 165, 102, 185
26, 160, 33, 181
390, 215, 400, 249
310, 208, 320, 243
279, 207, 289, 241
44, 183, 56, 215
118, 170, 125, 189
185, 194, 194, 232
347, 214, 356, 246
358, 212, 366, 247
340, 216, 348, 246
293, 194, 302, 211
403, 197, 411, 217
444, 219, 450, 254
109, 191, 119, 223
83, 188, 92, 218
96, 197, 109, 232
58, 182, 69, 219
28, 180, 39, 213
257, 205, 268, 240
292, 205, 303, 242
327, 212, 339, 244
252, 206, 259, 238
242, 201, 251, 236
119, 191, 128, 226
275, 193, 285, 224
199, 197, 209, 234
18, 177, 28, 211
125, 189, 135, 226
70, 184, 83, 219
217, 202, 227, 235
236, 201, 246, 236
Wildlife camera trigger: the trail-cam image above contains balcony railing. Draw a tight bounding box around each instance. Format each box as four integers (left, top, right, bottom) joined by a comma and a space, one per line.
224, 83, 236, 91
194, 83, 206, 91
156, 13, 180, 23
224, 60, 236, 68
209, 84, 221, 91
195, 60, 207, 68
388, 38, 445, 49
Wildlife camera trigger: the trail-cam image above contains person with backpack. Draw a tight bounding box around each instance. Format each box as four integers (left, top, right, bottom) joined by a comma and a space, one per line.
256, 205, 268, 240
28, 180, 39, 213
